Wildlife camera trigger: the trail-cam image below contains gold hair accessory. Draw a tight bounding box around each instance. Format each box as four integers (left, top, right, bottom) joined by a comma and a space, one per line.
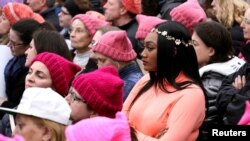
151, 28, 192, 47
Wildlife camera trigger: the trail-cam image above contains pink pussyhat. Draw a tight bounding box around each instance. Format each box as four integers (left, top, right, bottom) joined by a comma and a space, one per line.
65, 112, 131, 141
0, 134, 25, 141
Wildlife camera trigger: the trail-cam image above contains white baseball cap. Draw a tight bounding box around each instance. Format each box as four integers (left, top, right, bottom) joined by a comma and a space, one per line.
0, 87, 71, 125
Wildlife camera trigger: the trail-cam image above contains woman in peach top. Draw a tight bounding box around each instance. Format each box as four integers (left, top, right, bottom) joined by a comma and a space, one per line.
122, 21, 207, 141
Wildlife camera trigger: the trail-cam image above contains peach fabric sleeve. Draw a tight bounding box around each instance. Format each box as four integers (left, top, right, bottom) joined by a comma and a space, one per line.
122, 74, 206, 141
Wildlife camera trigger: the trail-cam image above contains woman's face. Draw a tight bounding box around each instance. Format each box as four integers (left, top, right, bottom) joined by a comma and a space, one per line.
8, 29, 29, 56
70, 19, 92, 52
58, 7, 72, 28
0, 14, 11, 35
192, 31, 214, 68
241, 8, 250, 40
25, 39, 37, 67
141, 32, 157, 72
65, 87, 93, 123
25, 61, 53, 89
211, 0, 218, 14
14, 114, 46, 141
91, 52, 118, 69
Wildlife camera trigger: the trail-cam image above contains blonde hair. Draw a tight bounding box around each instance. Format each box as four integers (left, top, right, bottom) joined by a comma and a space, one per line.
215, 0, 249, 28
29, 116, 67, 141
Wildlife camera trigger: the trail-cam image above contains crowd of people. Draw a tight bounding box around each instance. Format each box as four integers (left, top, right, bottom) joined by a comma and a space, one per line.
0, 0, 249, 141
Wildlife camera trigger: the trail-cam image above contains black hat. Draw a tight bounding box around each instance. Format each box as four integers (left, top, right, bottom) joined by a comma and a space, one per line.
63, 0, 91, 17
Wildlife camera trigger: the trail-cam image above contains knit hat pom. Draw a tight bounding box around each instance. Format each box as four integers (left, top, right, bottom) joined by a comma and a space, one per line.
170, 0, 207, 34
92, 30, 137, 62
136, 14, 166, 39
72, 66, 124, 118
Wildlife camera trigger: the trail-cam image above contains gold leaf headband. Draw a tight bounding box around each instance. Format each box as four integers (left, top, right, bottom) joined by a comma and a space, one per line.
151, 28, 192, 47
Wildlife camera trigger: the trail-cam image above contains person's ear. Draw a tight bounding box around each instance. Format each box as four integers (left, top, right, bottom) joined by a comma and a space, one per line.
42, 127, 52, 141
120, 7, 127, 15
208, 47, 215, 57
40, 0, 47, 6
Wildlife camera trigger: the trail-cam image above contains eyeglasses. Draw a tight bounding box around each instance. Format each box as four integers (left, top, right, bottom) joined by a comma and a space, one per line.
68, 28, 87, 34
8, 40, 26, 48
68, 88, 86, 103
243, 18, 250, 25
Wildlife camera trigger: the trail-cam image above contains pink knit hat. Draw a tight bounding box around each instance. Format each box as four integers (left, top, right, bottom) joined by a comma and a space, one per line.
31, 52, 81, 97
2, 2, 45, 25
72, 14, 110, 37
170, 0, 207, 34
71, 66, 123, 118
65, 112, 131, 141
238, 101, 250, 125
121, 0, 141, 14
86, 10, 106, 21
0, 135, 25, 141
92, 30, 137, 62
136, 14, 166, 40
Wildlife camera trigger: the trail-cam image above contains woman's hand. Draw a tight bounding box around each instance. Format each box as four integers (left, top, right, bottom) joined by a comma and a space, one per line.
232, 75, 246, 90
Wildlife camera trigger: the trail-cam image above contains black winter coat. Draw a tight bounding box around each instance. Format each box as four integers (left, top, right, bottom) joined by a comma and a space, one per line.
216, 63, 250, 124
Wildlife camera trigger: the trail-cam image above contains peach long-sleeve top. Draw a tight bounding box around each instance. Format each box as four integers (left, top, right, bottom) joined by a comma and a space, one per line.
122, 73, 206, 141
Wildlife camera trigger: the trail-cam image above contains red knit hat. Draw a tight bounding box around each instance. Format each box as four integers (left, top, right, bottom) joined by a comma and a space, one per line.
121, 0, 141, 14
72, 14, 110, 37
71, 66, 124, 118
2, 2, 45, 25
170, 0, 207, 34
31, 52, 81, 97
92, 30, 137, 62
136, 14, 166, 40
